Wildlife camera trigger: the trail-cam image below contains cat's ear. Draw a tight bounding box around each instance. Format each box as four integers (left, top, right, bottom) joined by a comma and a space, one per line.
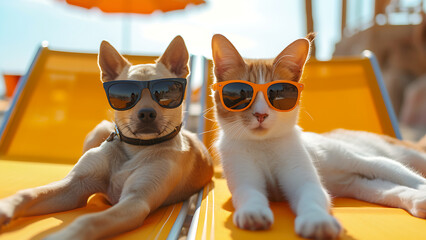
212, 34, 246, 81
158, 35, 190, 78
273, 36, 313, 81
98, 41, 131, 82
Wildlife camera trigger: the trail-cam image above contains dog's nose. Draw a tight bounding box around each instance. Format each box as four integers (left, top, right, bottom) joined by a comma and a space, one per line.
138, 108, 157, 122
253, 112, 268, 123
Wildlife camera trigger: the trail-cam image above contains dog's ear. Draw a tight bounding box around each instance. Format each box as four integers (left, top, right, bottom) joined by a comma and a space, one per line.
211, 34, 246, 82
158, 36, 189, 78
98, 41, 131, 82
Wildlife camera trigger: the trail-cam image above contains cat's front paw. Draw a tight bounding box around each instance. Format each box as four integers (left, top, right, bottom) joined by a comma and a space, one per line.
295, 212, 341, 240
417, 184, 426, 192
410, 194, 426, 218
233, 203, 274, 230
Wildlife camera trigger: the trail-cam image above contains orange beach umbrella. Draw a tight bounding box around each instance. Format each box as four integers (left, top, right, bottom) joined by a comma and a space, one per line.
60, 0, 205, 51
64, 0, 206, 14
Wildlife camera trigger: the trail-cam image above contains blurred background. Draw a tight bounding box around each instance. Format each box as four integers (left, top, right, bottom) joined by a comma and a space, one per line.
0, 0, 425, 140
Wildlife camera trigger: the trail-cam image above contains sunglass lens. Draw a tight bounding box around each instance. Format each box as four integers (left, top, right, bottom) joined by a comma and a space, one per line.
267, 83, 299, 110
108, 83, 140, 110
222, 83, 254, 110
151, 81, 184, 108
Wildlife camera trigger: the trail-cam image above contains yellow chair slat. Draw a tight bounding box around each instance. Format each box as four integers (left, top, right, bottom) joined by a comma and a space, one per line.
299, 54, 399, 137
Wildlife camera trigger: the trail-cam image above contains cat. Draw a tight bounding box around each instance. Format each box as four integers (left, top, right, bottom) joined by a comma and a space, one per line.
211, 33, 426, 240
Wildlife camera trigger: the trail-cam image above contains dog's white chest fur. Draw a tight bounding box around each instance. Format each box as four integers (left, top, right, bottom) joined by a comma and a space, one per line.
103, 143, 156, 204
107, 160, 139, 204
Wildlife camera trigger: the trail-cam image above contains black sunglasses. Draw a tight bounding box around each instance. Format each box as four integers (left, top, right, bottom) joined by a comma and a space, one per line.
103, 78, 187, 111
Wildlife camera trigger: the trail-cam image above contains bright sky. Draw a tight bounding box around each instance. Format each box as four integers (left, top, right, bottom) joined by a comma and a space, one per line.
0, 0, 342, 95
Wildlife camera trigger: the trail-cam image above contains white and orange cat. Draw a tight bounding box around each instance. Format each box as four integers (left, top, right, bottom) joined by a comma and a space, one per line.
211, 34, 426, 239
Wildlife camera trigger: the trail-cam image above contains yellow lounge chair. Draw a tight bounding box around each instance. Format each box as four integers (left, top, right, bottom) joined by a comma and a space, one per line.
189, 52, 426, 240
0, 44, 195, 240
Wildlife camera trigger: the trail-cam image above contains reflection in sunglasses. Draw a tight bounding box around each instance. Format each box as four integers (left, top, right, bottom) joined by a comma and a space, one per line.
267, 83, 298, 109
104, 78, 187, 110
223, 89, 254, 110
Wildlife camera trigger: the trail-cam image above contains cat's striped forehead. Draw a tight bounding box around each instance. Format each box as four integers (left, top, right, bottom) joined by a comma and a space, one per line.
244, 59, 297, 84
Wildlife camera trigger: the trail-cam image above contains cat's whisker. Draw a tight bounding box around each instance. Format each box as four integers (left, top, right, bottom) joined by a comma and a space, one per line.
198, 127, 220, 136
301, 108, 314, 121
236, 124, 248, 139
227, 122, 245, 140
198, 119, 238, 136
201, 107, 217, 123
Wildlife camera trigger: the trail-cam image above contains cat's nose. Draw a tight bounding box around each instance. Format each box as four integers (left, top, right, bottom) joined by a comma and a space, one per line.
253, 112, 268, 123
138, 108, 157, 122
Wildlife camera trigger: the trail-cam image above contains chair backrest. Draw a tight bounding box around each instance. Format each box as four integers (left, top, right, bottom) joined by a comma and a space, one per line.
0, 45, 194, 165
299, 52, 400, 137
199, 52, 401, 162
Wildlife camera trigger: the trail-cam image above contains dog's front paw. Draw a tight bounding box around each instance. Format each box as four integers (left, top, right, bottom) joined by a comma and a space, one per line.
0, 201, 13, 228
295, 211, 341, 240
0, 212, 12, 228
233, 203, 274, 230
409, 193, 426, 218
44, 230, 83, 240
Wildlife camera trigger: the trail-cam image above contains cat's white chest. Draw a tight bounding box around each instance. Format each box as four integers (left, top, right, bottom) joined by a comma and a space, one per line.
250, 149, 286, 201
219, 137, 288, 201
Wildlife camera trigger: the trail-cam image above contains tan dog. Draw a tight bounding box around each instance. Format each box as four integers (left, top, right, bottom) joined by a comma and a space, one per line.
0, 36, 213, 240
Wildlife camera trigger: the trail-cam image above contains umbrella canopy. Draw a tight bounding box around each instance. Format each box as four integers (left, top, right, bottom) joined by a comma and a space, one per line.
64, 0, 205, 14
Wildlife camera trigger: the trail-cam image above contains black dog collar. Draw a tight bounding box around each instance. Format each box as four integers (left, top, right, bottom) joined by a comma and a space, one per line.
108, 123, 182, 146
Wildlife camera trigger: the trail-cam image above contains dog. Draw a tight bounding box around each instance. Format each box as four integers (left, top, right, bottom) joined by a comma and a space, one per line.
0, 36, 213, 240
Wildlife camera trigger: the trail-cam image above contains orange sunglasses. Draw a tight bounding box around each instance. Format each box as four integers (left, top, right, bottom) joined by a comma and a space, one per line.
212, 80, 304, 112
